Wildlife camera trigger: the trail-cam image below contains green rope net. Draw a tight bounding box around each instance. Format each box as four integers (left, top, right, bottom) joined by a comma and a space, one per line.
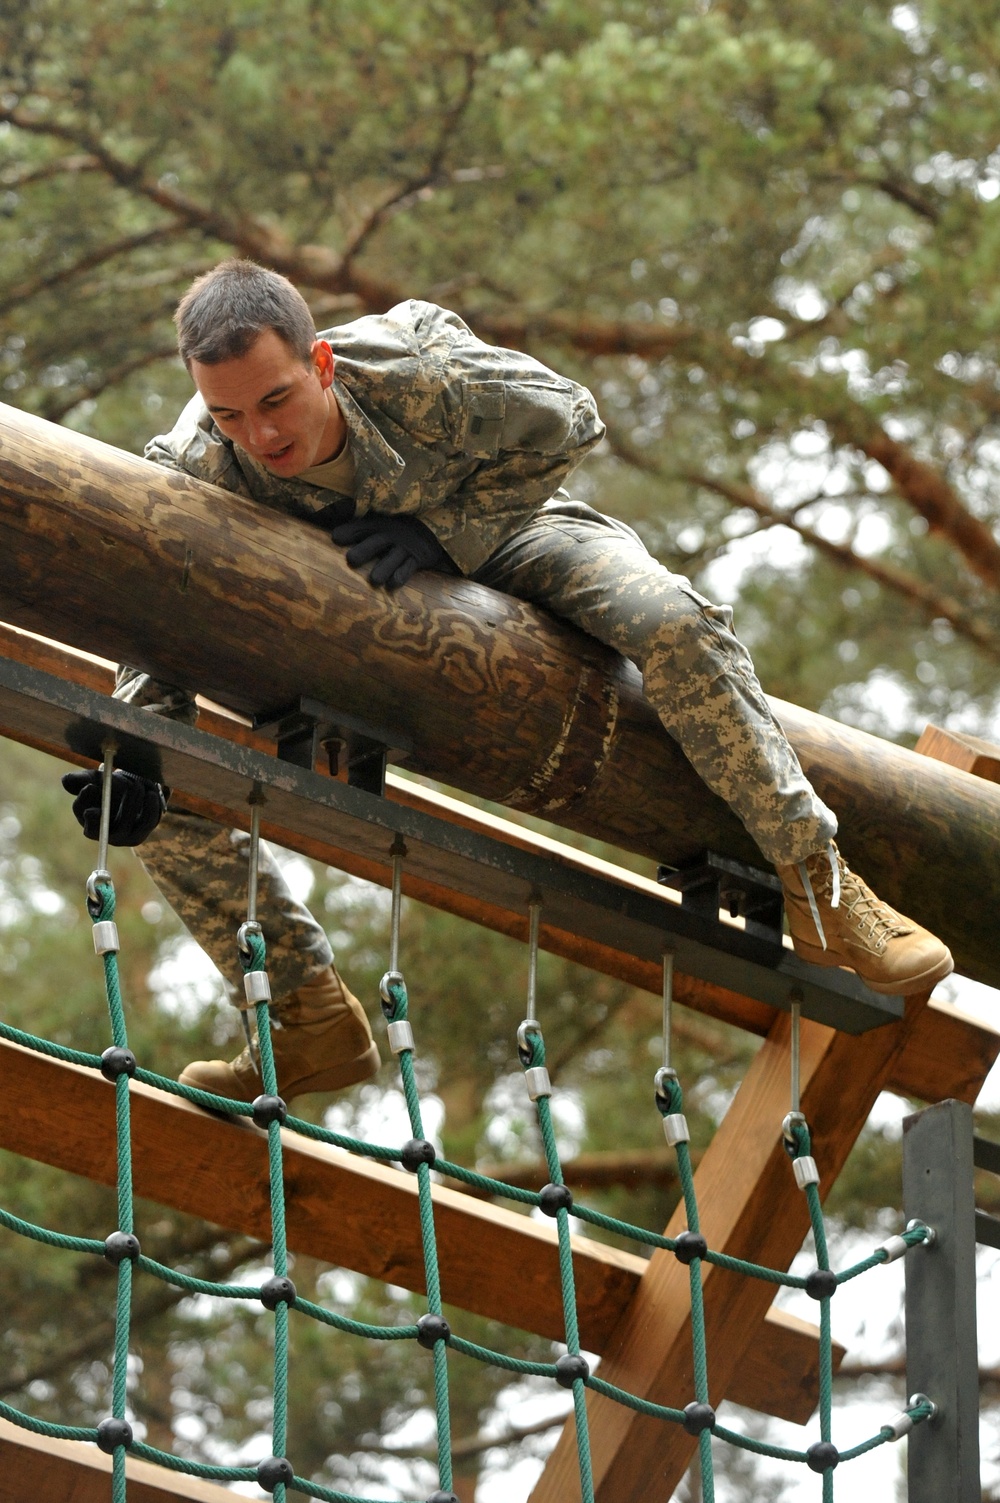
0, 839, 936, 1502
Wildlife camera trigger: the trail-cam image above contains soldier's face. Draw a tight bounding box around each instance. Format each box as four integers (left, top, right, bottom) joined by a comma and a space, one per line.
191, 329, 344, 475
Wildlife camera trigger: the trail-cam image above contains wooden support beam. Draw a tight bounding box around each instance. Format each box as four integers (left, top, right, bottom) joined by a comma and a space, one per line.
0, 1035, 840, 1425
915, 723, 1000, 783
531, 992, 936, 1503
0, 646, 900, 1033
0, 622, 996, 1101
0, 1417, 234, 1502
1, 404, 999, 984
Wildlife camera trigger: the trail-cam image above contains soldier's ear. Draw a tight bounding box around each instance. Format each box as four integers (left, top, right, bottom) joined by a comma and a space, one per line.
311, 340, 335, 389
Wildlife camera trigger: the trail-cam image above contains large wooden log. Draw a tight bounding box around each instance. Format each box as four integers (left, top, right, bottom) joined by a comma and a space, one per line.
1, 401, 998, 983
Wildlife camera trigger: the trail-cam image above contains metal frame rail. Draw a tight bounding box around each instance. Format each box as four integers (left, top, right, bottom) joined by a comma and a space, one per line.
0, 651, 900, 1035
903, 1098, 991, 1502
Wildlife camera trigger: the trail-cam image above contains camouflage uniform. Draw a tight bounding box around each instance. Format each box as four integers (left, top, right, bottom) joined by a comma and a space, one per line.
124, 299, 836, 999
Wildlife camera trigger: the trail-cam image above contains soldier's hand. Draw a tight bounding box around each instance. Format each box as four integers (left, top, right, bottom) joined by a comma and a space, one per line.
61, 768, 169, 847
330, 515, 456, 590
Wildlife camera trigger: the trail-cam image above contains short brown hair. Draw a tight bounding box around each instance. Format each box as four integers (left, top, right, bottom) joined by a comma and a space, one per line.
175, 260, 316, 367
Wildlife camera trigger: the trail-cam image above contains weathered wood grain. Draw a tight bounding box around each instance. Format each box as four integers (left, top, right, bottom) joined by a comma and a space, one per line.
1, 404, 999, 981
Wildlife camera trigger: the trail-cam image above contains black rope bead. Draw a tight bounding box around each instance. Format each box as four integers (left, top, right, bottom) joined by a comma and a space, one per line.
260, 1275, 297, 1310
96, 1417, 133, 1453
416, 1313, 451, 1350
538, 1183, 573, 1217
400, 1138, 436, 1172
555, 1352, 590, 1388
257, 1455, 294, 1491
804, 1267, 838, 1301
673, 1230, 708, 1265
806, 1441, 840, 1474
682, 1401, 716, 1435
100, 1046, 137, 1081
103, 1231, 141, 1265
252, 1094, 288, 1128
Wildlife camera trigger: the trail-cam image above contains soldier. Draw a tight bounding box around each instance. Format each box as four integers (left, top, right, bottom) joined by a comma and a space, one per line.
63, 260, 953, 1104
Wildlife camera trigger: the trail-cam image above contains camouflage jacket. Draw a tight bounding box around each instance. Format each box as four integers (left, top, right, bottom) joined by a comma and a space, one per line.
146, 299, 605, 575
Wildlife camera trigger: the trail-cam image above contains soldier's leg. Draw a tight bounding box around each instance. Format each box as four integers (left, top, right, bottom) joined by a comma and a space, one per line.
115, 667, 380, 1096
473, 503, 952, 994
138, 810, 333, 996
474, 502, 834, 867
115, 667, 334, 993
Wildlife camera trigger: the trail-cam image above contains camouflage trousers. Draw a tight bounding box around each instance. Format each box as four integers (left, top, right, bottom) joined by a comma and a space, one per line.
473, 500, 837, 867
121, 498, 836, 1004
110, 670, 333, 1002
137, 809, 334, 1000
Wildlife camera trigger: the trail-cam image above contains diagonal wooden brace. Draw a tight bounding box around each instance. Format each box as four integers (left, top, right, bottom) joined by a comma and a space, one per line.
530, 991, 936, 1503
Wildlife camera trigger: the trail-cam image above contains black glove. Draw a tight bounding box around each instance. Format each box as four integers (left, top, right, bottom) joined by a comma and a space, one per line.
330, 514, 456, 591
61, 768, 169, 847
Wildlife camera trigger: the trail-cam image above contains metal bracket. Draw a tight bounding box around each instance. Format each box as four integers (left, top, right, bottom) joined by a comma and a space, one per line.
657, 850, 784, 944
252, 697, 412, 797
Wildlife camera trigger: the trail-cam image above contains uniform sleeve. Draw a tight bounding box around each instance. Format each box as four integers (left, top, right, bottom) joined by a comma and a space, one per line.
412, 303, 606, 573
423, 384, 605, 573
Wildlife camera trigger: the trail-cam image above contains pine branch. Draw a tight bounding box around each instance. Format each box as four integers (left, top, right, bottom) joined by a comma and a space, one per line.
838, 1356, 1000, 1386
340, 52, 481, 269
0, 224, 188, 320
39, 343, 179, 422
684, 471, 1000, 663
0, 152, 100, 189
377, 1408, 570, 1462
821, 413, 1000, 593
0, 1233, 259, 1399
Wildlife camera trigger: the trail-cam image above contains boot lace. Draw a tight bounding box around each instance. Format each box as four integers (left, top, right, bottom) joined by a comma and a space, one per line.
799, 844, 909, 954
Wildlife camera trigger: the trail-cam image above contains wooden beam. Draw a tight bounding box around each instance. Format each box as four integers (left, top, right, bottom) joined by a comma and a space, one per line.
1, 405, 999, 984
915, 723, 1000, 783
530, 992, 936, 1503
0, 1417, 235, 1502
0, 1035, 840, 1425
0, 622, 995, 1101
0, 645, 901, 1034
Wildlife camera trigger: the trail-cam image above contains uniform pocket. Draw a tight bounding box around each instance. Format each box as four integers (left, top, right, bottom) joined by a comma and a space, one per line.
458, 374, 577, 457
459, 380, 507, 457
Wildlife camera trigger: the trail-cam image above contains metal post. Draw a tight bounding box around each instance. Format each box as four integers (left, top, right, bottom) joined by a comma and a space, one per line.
902, 1098, 980, 1502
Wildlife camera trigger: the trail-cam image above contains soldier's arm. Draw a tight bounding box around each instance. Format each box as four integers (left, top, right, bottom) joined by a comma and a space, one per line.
409, 301, 606, 574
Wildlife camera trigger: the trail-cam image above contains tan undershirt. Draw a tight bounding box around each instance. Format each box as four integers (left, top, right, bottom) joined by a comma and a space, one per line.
299, 436, 356, 495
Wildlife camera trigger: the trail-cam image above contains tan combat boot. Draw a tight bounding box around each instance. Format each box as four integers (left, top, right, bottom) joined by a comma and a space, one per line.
777, 842, 953, 996
179, 965, 381, 1104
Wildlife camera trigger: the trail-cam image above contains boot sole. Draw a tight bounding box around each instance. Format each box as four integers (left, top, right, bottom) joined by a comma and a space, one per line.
791, 941, 955, 997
